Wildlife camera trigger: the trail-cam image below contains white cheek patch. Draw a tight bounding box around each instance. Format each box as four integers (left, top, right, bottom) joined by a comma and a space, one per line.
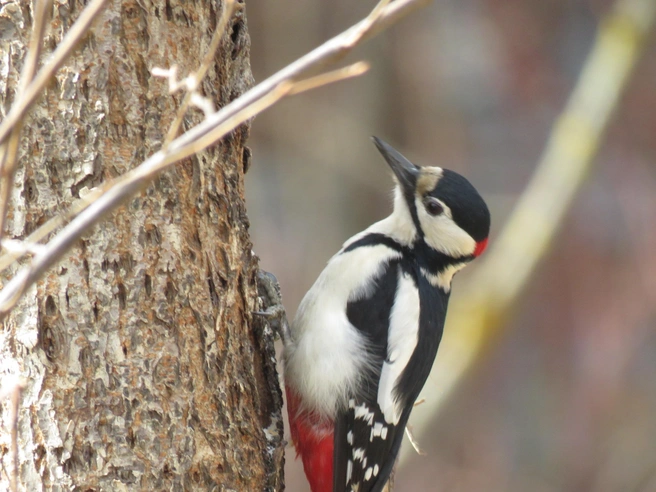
415, 197, 476, 257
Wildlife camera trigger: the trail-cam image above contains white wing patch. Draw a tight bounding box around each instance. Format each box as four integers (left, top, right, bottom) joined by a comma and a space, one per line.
377, 269, 420, 424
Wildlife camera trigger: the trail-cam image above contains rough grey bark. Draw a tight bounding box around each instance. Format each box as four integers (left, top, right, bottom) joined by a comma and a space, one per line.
0, 0, 285, 490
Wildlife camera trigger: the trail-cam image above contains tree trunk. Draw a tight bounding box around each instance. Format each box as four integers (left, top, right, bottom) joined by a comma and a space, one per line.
0, 0, 284, 490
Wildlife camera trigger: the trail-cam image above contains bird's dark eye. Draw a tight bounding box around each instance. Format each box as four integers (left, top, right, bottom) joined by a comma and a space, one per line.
424, 198, 444, 216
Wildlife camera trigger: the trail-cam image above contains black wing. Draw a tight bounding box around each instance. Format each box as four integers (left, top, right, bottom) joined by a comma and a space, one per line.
333, 236, 452, 492
333, 398, 413, 492
333, 257, 404, 492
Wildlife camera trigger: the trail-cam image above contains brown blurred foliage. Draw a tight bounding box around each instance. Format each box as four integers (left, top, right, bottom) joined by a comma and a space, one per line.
245, 0, 656, 490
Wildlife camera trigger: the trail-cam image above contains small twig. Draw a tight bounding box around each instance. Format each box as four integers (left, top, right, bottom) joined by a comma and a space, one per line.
405, 399, 427, 455
344, 0, 392, 48
404, 424, 427, 456
151, 66, 219, 118
288, 62, 370, 96
1, 240, 46, 257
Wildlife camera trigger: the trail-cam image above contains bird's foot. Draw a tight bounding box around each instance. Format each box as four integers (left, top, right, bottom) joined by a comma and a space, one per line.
254, 270, 290, 342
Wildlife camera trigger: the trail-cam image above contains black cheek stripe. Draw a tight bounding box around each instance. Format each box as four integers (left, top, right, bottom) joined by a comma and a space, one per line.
404, 189, 423, 239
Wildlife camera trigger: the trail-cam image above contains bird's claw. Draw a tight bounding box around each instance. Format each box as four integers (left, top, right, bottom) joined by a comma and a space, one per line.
255, 270, 290, 342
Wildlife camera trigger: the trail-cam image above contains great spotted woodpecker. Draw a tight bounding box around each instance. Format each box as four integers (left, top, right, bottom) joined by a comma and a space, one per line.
283, 137, 490, 492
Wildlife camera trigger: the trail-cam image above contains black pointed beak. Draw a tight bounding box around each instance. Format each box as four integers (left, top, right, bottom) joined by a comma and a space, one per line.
371, 136, 419, 194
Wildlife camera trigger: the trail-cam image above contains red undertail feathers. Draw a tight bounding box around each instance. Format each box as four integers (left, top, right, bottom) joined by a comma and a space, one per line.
286, 387, 334, 492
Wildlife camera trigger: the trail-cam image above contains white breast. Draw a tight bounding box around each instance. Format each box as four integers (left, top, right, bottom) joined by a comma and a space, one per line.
285, 243, 402, 418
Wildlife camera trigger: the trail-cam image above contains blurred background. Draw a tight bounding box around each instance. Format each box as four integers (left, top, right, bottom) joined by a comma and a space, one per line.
244, 0, 656, 490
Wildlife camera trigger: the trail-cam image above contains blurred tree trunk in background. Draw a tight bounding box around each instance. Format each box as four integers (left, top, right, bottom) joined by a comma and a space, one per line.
0, 0, 284, 490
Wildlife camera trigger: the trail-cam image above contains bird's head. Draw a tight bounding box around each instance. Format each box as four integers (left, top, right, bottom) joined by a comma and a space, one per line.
372, 137, 490, 260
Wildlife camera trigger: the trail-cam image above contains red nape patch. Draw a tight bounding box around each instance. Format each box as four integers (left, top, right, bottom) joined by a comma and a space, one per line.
286, 387, 334, 492
474, 237, 488, 257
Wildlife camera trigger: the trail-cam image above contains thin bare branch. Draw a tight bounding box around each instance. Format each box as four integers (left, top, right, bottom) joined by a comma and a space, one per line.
399, 0, 656, 467
288, 61, 370, 96
343, 0, 393, 48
